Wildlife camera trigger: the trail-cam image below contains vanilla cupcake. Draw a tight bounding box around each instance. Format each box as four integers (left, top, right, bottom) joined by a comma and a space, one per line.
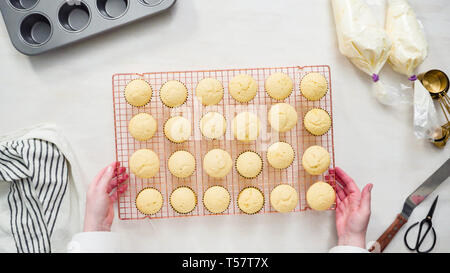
129, 149, 160, 179
304, 108, 331, 136
136, 187, 163, 215
170, 186, 197, 214
164, 116, 191, 143
270, 184, 298, 213
124, 79, 153, 107
203, 149, 233, 178
232, 112, 260, 142
235, 151, 263, 179
267, 142, 295, 169
237, 187, 265, 214
265, 72, 293, 100
268, 103, 298, 132
159, 80, 188, 107
168, 150, 196, 178
300, 72, 328, 101
306, 181, 336, 211
128, 113, 157, 141
203, 185, 231, 214
229, 74, 258, 103
196, 78, 224, 106
302, 145, 330, 175
200, 112, 227, 139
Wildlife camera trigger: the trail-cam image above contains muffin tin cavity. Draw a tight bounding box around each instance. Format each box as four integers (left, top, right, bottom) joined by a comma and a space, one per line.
9, 0, 39, 10
58, 1, 91, 32
97, 0, 128, 19
20, 13, 52, 46
139, 0, 163, 7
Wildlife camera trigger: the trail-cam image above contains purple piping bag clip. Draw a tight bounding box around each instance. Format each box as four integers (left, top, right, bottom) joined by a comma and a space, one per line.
372, 74, 379, 82
408, 75, 418, 81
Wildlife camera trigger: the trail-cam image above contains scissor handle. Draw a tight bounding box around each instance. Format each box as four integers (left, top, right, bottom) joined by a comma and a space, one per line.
404, 218, 437, 253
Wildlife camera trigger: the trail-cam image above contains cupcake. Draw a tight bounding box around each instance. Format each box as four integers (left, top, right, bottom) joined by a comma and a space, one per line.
200, 112, 227, 139
237, 187, 264, 214
203, 185, 231, 214
306, 181, 336, 211
229, 74, 258, 103
135, 187, 163, 215
168, 150, 196, 178
300, 72, 328, 101
235, 151, 263, 179
128, 113, 157, 141
304, 108, 332, 136
164, 116, 192, 143
266, 142, 295, 169
124, 79, 153, 107
302, 145, 330, 175
232, 112, 260, 142
203, 149, 233, 178
129, 149, 160, 179
265, 72, 293, 100
270, 184, 298, 213
196, 78, 224, 106
268, 103, 298, 132
170, 186, 197, 214
159, 80, 188, 107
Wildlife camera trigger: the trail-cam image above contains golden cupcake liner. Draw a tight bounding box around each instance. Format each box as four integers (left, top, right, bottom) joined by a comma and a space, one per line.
236, 186, 265, 215
163, 116, 191, 144
159, 80, 189, 108
264, 73, 294, 101
128, 112, 158, 142
266, 141, 296, 170
202, 185, 231, 214
135, 187, 164, 216
123, 78, 153, 108
269, 183, 299, 212
299, 72, 329, 101
235, 150, 263, 179
167, 149, 197, 179
195, 78, 224, 106
169, 185, 198, 215
302, 107, 332, 137
198, 111, 227, 140
228, 75, 258, 104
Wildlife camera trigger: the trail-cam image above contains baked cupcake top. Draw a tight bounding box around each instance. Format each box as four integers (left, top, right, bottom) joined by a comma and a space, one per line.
128, 113, 157, 141
203, 149, 233, 178
270, 184, 298, 213
124, 79, 153, 107
265, 72, 293, 100
159, 80, 188, 107
136, 188, 163, 215
306, 181, 336, 211
304, 108, 331, 136
232, 112, 260, 142
170, 186, 197, 214
238, 187, 264, 214
200, 112, 227, 139
229, 74, 258, 103
168, 150, 196, 178
196, 78, 224, 106
203, 185, 230, 214
267, 142, 295, 169
302, 145, 330, 175
268, 103, 298, 132
129, 149, 160, 179
300, 72, 328, 101
236, 151, 263, 179
164, 116, 191, 143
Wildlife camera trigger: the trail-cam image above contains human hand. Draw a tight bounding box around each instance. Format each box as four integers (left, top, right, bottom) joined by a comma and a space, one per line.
328, 167, 373, 249
84, 162, 129, 232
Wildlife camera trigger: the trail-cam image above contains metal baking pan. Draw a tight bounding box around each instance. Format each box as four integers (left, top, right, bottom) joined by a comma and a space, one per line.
0, 0, 176, 56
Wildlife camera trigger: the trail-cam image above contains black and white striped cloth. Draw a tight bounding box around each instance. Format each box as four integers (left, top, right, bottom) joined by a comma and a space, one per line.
0, 139, 69, 253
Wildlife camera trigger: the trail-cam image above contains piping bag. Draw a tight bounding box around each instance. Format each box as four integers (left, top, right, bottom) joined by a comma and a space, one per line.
331, 0, 403, 105
385, 0, 440, 139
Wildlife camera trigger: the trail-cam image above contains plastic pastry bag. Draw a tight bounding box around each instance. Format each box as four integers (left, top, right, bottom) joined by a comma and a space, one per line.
331, 0, 403, 105
413, 82, 441, 140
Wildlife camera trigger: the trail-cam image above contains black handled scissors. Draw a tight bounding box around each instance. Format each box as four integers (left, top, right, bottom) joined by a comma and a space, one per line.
403, 196, 438, 253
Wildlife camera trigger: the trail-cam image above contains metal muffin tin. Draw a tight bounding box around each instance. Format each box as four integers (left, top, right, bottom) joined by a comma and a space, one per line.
0, 0, 177, 56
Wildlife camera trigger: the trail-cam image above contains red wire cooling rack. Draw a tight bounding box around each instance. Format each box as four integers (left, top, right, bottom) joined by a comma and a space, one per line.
112, 65, 336, 220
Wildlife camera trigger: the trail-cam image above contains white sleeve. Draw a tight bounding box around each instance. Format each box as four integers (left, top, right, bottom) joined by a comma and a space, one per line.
328, 245, 370, 253
66, 232, 121, 253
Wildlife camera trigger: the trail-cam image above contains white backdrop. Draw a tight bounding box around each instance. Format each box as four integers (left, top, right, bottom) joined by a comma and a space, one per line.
0, 0, 449, 252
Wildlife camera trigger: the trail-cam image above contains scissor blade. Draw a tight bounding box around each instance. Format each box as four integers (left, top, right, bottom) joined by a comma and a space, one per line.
401, 158, 450, 219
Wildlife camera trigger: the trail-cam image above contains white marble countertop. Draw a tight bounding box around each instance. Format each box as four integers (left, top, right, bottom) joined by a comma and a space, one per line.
0, 0, 449, 252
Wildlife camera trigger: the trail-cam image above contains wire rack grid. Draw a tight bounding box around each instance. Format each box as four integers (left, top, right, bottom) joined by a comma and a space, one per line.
112, 65, 336, 220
